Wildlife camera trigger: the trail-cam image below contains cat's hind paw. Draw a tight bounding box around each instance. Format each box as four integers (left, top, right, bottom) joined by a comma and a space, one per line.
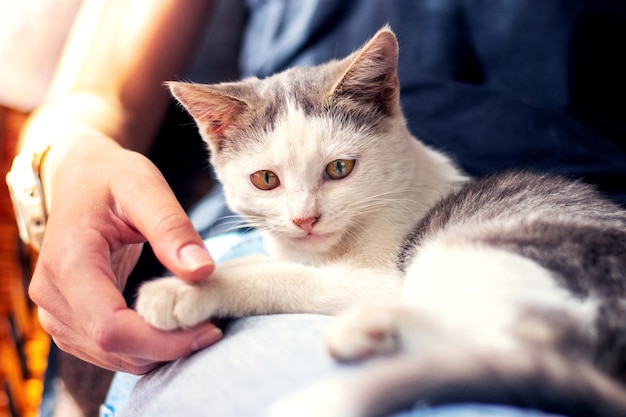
325, 304, 401, 362
135, 277, 214, 330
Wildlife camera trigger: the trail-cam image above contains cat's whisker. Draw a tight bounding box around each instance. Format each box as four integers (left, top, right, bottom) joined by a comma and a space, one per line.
205, 214, 264, 235
217, 223, 254, 234
343, 193, 421, 218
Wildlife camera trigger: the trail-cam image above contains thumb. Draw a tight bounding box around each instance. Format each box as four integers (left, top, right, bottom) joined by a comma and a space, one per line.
153, 218, 215, 281
143, 205, 215, 280
118, 167, 214, 281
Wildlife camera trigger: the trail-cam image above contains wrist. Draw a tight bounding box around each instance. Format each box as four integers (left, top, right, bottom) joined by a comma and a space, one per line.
7, 126, 116, 250
38, 127, 113, 212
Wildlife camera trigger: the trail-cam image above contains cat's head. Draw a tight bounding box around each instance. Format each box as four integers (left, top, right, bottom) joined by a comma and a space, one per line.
169, 27, 418, 258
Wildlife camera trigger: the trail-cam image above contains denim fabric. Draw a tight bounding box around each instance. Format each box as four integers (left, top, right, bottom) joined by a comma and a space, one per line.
105, 315, 563, 417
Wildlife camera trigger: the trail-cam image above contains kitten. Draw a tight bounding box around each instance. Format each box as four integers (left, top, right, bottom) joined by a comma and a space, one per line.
136, 27, 626, 417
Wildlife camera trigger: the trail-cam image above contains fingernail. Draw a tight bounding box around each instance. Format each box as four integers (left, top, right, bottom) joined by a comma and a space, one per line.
191, 327, 223, 351
179, 243, 214, 270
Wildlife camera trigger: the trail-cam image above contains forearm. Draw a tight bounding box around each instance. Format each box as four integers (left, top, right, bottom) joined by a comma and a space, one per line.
21, 0, 214, 153
9, 0, 223, 372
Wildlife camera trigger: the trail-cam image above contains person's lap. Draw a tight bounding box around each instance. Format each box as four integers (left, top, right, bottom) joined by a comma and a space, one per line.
101, 232, 564, 417
104, 314, 562, 417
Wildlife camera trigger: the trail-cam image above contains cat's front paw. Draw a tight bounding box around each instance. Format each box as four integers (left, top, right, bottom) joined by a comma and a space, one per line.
325, 304, 401, 361
135, 277, 215, 330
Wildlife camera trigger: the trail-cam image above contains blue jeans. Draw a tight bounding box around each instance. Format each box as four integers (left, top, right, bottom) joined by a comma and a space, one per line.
101, 232, 564, 417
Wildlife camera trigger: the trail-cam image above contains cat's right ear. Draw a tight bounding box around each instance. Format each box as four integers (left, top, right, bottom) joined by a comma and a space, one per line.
167, 81, 248, 151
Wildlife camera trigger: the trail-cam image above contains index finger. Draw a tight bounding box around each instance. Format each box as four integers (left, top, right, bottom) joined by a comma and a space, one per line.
81, 264, 223, 366
92, 308, 223, 366
70, 250, 222, 371
40, 306, 222, 374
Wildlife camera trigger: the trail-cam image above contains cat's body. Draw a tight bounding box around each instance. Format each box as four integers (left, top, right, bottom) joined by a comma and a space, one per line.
136, 27, 626, 417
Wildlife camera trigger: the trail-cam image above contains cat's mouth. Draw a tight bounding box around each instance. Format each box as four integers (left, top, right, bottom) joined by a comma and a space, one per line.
293, 231, 335, 245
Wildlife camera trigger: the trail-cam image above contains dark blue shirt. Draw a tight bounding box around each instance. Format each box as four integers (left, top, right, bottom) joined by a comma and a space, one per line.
241, 0, 626, 204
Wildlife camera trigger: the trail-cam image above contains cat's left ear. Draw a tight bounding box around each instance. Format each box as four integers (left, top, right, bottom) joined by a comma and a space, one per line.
330, 26, 400, 114
167, 81, 249, 151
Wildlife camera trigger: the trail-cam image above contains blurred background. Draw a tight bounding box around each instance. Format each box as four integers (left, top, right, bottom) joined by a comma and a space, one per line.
0, 1, 244, 416
1, 2, 83, 416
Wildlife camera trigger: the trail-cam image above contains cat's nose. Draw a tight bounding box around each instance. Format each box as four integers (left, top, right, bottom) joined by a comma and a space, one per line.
292, 216, 320, 233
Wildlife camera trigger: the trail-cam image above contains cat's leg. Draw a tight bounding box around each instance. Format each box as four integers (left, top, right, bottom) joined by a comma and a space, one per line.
136, 256, 401, 330
135, 255, 272, 330
325, 242, 557, 361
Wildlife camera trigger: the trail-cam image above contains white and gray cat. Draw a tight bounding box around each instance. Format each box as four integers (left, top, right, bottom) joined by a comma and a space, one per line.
136, 27, 626, 417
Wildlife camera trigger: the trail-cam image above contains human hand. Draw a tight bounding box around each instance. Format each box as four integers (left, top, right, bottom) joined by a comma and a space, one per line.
28, 133, 223, 374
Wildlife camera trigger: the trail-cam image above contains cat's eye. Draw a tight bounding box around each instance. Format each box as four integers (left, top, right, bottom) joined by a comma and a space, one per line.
325, 159, 356, 180
250, 170, 280, 190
